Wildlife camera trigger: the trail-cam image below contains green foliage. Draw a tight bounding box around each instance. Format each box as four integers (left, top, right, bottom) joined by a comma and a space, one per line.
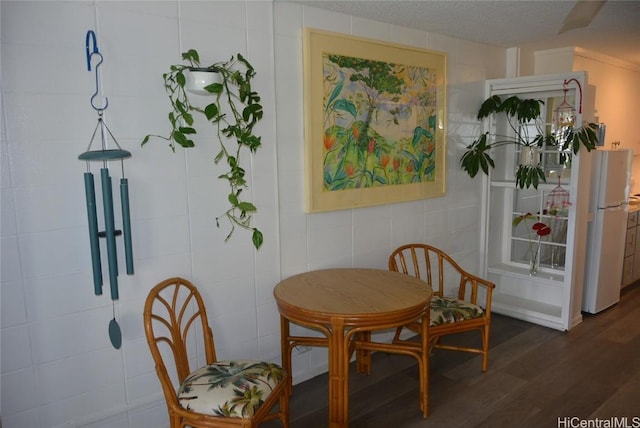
142, 50, 264, 249
460, 95, 599, 189
478, 95, 543, 123
460, 132, 494, 178
515, 164, 546, 189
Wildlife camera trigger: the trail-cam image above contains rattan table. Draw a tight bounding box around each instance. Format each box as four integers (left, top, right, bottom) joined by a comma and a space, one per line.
274, 268, 432, 427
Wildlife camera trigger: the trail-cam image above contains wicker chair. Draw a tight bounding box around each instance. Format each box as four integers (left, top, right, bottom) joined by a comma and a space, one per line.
143, 277, 289, 427
389, 244, 495, 372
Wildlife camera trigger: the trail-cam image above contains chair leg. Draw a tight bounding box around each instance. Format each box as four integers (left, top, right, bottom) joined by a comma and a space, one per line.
280, 316, 294, 396
280, 386, 290, 428
481, 324, 490, 372
169, 414, 180, 428
420, 316, 429, 418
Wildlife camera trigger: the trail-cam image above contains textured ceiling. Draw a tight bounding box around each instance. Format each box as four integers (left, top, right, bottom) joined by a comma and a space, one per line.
291, 0, 640, 68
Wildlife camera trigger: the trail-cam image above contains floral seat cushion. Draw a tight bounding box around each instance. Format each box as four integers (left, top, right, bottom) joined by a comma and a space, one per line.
177, 360, 286, 418
430, 296, 484, 326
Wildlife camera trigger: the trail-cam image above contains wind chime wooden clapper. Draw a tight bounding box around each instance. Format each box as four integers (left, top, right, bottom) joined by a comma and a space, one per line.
80, 30, 133, 349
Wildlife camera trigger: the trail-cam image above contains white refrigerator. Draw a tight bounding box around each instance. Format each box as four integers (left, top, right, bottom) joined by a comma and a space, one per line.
582, 149, 632, 314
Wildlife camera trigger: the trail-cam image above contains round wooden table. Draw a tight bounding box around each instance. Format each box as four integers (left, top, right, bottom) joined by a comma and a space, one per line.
274, 268, 432, 427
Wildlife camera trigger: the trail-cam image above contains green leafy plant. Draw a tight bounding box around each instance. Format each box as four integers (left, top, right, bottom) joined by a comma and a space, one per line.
142, 49, 264, 249
460, 95, 599, 189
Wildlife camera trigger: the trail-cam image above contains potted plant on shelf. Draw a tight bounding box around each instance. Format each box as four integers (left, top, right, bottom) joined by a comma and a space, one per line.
142, 49, 264, 249
460, 95, 599, 188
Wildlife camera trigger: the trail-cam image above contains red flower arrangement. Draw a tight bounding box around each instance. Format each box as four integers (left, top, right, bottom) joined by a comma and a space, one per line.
513, 213, 551, 274
532, 221, 551, 237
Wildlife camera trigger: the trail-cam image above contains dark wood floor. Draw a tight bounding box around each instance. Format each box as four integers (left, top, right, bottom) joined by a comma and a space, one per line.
266, 283, 640, 427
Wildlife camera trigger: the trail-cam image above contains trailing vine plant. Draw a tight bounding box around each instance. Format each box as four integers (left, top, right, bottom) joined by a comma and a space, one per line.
142, 49, 264, 249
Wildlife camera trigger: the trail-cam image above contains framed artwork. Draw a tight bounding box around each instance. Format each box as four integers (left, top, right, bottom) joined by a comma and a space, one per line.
303, 28, 447, 213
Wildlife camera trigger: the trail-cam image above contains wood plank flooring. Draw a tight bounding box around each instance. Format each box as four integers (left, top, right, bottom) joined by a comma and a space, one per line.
266, 283, 640, 427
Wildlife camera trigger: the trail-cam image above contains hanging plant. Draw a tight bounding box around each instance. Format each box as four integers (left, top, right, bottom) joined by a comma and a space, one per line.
142, 49, 264, 249
460, 95, 599, 189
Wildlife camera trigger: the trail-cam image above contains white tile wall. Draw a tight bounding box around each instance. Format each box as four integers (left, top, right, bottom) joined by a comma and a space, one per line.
0, 280, 27, 327
0, 325, 31, 373
1, 368, 39, 416
1, 1, 506, 426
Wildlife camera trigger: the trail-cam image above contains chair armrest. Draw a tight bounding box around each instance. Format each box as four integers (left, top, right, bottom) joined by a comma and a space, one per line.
458, 272, 495, 314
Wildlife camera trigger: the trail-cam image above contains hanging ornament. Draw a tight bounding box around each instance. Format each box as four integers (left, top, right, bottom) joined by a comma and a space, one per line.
552, 78, 582, 150
80, 30, 134, 349
546, 179, 571, 217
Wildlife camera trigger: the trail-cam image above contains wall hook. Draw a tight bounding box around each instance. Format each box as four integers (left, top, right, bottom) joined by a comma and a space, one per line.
85, 30, 109, 112
562, 78, 582, 114
85, 30, 98, 71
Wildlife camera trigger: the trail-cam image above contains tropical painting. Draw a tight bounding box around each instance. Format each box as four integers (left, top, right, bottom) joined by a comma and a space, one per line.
304, 29, 446, 212
322, 54, 438, 191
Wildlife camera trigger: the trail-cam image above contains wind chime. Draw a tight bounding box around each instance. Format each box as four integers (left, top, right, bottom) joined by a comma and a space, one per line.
552, 78, 582, 148
546, 179, 571, 216
80, 30, 134, 349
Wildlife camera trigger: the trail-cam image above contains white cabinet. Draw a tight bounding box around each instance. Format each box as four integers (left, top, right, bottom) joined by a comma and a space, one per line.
622, 209, 640, 287
479, 72, 591, 331
633, 215, 640, 284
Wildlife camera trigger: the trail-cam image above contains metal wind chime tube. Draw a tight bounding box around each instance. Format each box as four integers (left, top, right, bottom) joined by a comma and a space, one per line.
120, 175, 134, 275
83, 171, 103, 295
80, 30, 134, 349
100, 166, 119, 299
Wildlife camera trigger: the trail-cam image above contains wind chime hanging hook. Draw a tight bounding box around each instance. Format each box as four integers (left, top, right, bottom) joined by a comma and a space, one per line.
562, 77, 582, 114
86, 30, 109, 112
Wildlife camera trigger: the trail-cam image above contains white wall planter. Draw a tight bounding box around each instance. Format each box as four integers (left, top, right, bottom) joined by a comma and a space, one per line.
186, 69, 220, 95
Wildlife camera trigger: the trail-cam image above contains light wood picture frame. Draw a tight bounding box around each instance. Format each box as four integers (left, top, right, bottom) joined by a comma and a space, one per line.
303, 28, 447, 213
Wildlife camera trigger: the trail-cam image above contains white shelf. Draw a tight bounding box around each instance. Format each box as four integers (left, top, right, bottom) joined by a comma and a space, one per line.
490, 180, 565, 190
488, 263, 564, 283
480, 73, 590, 332
492, 293, 565, 331
492, 293, 562, 318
